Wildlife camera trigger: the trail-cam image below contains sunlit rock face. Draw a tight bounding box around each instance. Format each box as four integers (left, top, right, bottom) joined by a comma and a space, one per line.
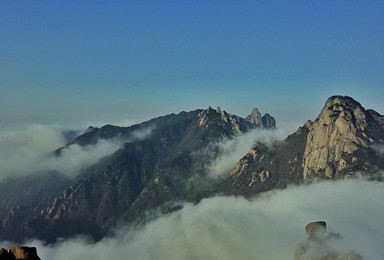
219, 96, 384, 198
303, 96, 384, 180
245, 108, 276, 129
246, 108, 262, 126
0, 246, 41, 260
197, 106, 256, 136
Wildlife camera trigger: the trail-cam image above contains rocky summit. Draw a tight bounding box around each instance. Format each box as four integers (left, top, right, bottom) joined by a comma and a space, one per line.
245, 108, 276, 128
1, 96, 383, 245
219, 96, 384, 197
302, 96, 384, 180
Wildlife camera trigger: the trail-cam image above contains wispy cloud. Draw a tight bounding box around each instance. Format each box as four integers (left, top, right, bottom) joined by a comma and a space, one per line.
371, 144, 384, 154
0, 124, 155, 179
0, 124, 66, 179
207, 128, 292, 178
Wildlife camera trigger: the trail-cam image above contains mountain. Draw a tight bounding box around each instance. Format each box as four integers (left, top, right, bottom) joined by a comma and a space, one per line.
245, 108, 276, 128
0, 106, 275, 243
1, 96, 383, 244
219, 96, 384, 197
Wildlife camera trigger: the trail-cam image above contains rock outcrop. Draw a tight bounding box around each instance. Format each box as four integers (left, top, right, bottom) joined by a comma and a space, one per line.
295, 221, 363, 260
219, 96, 384, 197
0, 249, 15, 260
246, 108, 276, 128
261, 113, 276, 128
0, 246, 40, 260
303, 96, 384, 180
197, 106, 256, 136
246, 108, 262, 125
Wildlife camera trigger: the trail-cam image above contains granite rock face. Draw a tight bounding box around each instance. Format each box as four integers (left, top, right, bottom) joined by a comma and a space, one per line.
246, 108, 262, 125
246, 108, 276, 129
219, 96, 384, 197
0, 246, 40, 260
303, 96, 384, 180
197, 106, 257, 136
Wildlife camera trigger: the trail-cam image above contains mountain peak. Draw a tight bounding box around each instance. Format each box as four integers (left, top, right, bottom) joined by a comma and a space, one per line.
321, 95, 364, 116
261, 113, 276, 129
303, 95, 384, 180
246, 108, 262, 125
326, 95, 362, 106
245, 108, 276, 129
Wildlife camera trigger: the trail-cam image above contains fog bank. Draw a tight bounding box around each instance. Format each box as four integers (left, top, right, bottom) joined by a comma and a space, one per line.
4, 179, 381, 260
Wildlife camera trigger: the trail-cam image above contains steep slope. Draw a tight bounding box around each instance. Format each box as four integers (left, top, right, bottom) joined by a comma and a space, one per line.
303, 96, 384, 180
219, 121, 311, 197
220, 96, 384, 197
1, 106, 275, 243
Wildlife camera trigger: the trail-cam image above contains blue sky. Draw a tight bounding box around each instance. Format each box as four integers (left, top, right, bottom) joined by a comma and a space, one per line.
1, 0, 383, 129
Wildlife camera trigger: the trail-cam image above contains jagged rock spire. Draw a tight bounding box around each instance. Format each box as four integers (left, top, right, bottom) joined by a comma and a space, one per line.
246, 108, 262, 126
246, 108, 276, 129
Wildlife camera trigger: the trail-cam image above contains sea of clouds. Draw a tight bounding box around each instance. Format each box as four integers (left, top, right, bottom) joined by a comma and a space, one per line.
1, 179, 381, 260
1, 123, 382, 260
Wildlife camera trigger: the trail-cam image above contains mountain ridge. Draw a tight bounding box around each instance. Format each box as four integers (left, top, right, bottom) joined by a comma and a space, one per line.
1, 106, 275, 243
1, 96, 383, 244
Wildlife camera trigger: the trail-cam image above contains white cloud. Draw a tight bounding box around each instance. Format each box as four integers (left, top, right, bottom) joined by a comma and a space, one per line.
0, 124, 66, 179
371, 144, 384, 154
42, 139, 122, 177
4, 179, 381, 260
0, 124, 154, 179
207, 128, 292, 178
131, 126, 154, 140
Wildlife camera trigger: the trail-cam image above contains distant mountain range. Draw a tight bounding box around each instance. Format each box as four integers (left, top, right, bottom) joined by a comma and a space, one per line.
1, 96, 383, 244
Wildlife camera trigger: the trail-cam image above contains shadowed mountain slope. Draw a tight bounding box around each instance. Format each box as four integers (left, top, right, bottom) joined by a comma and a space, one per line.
1, 106, 274, 243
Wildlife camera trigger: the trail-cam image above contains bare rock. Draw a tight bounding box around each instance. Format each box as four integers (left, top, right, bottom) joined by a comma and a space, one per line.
246, 108, 262, 126
7, 246, 40, 260
0, 249, 16, 260
197, 106, 262, 136
261, 113, 276, 129
246, 108, 276, 129
303, 96, 384, 180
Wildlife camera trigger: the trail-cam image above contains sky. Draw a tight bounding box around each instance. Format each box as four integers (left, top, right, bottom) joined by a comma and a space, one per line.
1, 0, 383, 130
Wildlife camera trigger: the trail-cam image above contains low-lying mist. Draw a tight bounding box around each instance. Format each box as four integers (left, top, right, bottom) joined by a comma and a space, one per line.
2, 179, 380, 260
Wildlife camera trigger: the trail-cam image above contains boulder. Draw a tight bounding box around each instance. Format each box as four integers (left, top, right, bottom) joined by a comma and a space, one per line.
0, 249, 16, 260
7, 246, 40, 260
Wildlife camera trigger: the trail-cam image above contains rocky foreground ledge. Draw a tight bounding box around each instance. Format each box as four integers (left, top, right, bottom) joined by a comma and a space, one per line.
0, 246, 41, 260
